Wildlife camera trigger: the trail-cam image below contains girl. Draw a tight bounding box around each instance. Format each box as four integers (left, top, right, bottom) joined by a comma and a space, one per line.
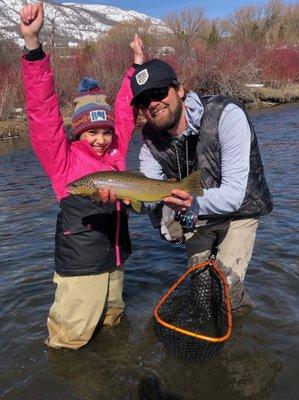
20, 1, 143, 349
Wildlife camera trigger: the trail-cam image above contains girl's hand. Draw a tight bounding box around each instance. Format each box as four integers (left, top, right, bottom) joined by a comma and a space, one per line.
98, 188, 117, 203
19, 1, 44, 49
130, 33, 144, 65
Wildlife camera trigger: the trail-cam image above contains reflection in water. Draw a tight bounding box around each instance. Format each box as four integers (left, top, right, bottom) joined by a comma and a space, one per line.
0, 135, 30, 155
137, 376, 185, 400
0, 103, 298, 399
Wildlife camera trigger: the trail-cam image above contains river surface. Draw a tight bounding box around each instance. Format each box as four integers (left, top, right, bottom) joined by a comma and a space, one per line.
0, 103, 298, 400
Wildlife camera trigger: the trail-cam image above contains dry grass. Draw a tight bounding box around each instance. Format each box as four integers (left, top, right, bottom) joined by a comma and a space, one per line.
0, 118, 25, 139
249, 83, 299, 103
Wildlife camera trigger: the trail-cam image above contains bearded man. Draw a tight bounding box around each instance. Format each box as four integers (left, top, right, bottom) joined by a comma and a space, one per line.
130, 59, 273, 316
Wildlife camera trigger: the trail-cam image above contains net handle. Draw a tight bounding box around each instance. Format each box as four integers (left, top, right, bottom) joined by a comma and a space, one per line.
153, 259, 233, 343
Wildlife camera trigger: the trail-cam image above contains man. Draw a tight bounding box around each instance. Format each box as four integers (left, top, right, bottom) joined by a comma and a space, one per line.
130, 58, 273, 316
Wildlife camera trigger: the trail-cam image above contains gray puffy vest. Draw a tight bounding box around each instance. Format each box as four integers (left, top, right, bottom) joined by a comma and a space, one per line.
142, 95, 273, 219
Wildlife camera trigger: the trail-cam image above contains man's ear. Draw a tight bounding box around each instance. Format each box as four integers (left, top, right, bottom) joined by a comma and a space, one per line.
178, 85, 185, 99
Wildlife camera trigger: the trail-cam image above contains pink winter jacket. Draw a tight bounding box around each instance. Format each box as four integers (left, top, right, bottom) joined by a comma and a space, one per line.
21, 54, 136, 202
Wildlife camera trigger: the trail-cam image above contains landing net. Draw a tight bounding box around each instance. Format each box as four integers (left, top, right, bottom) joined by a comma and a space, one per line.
153, 259, 232, 361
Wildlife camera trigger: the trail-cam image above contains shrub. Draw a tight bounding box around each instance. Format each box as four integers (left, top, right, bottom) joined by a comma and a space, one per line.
260, 47, 299, 87
175, 41, 259, 102
0, 37, 23, 120
0, 64, 23, 120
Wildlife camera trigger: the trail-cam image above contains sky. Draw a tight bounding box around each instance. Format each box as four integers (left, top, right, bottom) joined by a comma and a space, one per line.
59, 0, 295, 20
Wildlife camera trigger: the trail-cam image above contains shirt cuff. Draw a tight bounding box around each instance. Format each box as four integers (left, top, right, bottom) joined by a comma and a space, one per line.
23, 43, 45, 61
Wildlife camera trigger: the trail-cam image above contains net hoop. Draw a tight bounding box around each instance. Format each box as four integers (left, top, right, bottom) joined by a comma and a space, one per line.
154, 259, 233, 343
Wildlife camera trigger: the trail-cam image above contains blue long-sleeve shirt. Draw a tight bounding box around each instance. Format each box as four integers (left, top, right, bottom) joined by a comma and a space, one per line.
139, 95, 251, 216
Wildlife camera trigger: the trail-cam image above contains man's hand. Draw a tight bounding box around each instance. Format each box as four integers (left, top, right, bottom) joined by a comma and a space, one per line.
130, 33, 144, 65
163, 189, 193, 212
19, 1, 44, 49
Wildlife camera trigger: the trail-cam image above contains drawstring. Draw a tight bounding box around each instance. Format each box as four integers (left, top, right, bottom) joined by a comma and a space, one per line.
173, 137, 198, 229
173, 138, 189, 180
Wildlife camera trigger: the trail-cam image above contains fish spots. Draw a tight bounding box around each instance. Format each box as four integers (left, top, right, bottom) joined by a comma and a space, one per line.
67, 170, 202, 202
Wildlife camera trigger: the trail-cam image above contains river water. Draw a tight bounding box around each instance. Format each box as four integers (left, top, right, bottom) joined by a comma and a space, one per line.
0, 103, 298, 400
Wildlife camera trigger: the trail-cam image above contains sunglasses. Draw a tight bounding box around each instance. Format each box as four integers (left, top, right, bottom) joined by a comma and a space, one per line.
134, 86, 170, 109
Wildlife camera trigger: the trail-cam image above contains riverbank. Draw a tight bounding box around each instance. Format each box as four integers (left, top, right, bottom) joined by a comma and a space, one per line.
1, 84, 298, 139
246, 83, 299, 108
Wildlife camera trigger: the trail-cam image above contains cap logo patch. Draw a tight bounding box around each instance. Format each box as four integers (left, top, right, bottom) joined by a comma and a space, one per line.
136, 69, 149, 85
90, 110, 107, 121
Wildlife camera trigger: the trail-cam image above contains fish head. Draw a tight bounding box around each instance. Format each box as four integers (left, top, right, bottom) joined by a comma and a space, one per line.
66, 177, 97, 196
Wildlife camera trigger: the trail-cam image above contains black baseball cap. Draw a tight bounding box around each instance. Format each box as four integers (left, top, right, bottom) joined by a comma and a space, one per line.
130, 59, 178, 106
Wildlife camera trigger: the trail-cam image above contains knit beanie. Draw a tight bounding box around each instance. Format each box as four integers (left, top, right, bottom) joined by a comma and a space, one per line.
71, 77, 115, 138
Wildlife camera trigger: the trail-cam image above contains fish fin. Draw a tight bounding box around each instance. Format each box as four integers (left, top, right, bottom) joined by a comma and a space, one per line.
179, 170, 203, 196
130, 199, 142, 213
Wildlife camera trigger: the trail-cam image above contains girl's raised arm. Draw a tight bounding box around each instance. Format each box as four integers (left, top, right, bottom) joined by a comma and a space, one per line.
114, 34, 145, 157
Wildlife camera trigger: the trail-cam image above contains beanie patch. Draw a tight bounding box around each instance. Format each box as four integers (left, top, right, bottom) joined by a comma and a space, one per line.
90, 110, 107, 122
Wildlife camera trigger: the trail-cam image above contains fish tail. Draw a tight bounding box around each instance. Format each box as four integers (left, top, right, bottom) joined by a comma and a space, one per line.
179, 170, 203, 196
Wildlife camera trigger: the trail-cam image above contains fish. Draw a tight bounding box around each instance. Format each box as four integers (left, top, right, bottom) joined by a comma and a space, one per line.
67, 170, 203, 212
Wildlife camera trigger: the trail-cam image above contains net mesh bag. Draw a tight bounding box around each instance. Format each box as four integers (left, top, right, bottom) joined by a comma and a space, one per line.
153, 259, 232, 361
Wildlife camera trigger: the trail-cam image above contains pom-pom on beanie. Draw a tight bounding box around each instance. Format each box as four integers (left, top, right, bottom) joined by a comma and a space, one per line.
71, 77, 115, 138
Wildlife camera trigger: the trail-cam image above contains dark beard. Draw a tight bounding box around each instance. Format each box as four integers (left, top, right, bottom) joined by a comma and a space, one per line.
149, 97, 183, 132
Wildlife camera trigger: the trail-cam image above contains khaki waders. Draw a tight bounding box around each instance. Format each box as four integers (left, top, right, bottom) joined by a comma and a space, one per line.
46, 266, 125, 349
186, 218, 259, 315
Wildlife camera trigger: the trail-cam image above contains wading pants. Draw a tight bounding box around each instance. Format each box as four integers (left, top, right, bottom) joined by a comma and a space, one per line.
45, 266, 125, 349
186, 218, 259, 316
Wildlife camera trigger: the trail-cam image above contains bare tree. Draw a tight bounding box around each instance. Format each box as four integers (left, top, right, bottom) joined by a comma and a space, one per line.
260, 0, 282, 40
228, 0, 281, 43
106, 18, 161, 49
281, 2, 299, 44
164, 8, 207, 55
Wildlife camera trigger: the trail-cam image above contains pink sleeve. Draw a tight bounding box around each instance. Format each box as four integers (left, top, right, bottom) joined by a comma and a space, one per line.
114, 67, 138, 157
21, 54, 70, 180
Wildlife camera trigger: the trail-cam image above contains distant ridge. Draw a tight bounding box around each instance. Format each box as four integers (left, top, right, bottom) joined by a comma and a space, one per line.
0, 0, 164, 46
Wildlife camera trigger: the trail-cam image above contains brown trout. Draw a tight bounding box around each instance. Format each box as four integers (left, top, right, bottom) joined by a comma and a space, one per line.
67, 170, 203, 212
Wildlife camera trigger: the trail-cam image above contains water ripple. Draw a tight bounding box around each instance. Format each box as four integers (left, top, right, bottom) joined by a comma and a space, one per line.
0, 103, 298, 400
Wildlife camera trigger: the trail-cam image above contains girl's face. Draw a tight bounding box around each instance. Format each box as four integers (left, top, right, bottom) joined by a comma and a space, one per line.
80, 128, 113, 156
